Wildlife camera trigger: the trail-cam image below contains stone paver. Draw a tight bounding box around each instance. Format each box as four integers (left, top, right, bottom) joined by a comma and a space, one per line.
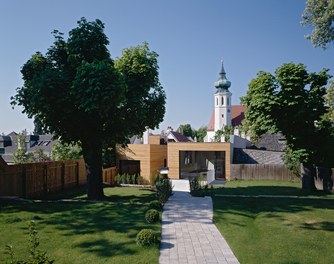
159, 180, 239, 264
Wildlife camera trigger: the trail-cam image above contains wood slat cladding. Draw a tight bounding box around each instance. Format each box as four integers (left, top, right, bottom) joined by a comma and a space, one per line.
149, 135, 161, 145
116, 144, 167, 182
167, 142, 231, 180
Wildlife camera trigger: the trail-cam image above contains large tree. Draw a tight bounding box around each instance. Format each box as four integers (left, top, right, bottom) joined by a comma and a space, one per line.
11, 18, 166, 199
302, 0, 334, 49
243, 63, 333, 190
240, 71, 279, 141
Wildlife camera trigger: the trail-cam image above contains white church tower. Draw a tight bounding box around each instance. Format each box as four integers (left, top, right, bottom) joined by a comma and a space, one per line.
205, 61, 232, 142
214, 61, 232, 131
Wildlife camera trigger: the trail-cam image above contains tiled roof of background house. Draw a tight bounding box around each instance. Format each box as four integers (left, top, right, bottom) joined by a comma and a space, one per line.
168, 131, 191, 142
255, 133, 286, 152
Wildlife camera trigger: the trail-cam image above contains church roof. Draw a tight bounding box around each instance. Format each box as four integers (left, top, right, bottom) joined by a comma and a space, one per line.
207, 105, 247, 131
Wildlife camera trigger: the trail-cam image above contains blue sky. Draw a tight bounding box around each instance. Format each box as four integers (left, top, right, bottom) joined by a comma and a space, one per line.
1, 0, 334, 135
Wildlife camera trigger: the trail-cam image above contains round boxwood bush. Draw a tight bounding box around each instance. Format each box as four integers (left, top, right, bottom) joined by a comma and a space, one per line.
149, 200, 162, 210
136, 229, 158, 247
145, 209, 160, 223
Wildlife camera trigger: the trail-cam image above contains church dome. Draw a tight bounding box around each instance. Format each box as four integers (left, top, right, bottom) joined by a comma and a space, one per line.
214, 61, 231, 90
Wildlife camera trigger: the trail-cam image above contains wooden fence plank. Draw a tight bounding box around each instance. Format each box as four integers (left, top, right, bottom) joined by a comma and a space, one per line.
0, 158, 87, 198
231, 164, 298, 181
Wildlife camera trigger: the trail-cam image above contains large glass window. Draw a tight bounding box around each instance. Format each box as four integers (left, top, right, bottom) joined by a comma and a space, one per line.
119, 160, 140, 175
179, 151, 226, 181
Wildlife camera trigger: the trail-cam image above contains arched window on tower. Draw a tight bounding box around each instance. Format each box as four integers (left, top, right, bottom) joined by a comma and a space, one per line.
216, 98, 218, 106
227, 97, 230, 106
221, 97, 224, 106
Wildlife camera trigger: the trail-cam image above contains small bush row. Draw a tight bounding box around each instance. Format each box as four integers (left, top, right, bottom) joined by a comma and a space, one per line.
115, 173, 148, 185
136, 175, 173, 247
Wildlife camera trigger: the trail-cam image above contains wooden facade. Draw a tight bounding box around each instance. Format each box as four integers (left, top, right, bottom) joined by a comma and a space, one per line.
167, 142, 231, 180
116, 144, 167, 183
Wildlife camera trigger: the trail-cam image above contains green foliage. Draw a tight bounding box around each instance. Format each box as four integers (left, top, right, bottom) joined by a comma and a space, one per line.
323, 81, 334, 122
302, 0, 334, 49
136, 229, 159, 247
282, 146, 309, 178
189, 175, 209, 197
155, 177, 173, 205
244, 63, 333, 169
240, 71, 279, 141
11, 18, 166, 199
33, 149, 49, 162
102, 146, 115, 168
115, 173, 145, 185
177, 124, 194, 138
214, 125, 234, 142
114, 42, 166, 139
145, 209, 160, 223
176, 125, 208, 142
149, 200, 162, 210
193, 126, 207, 142
13, 131, 36, 164
51, 141, 82, 161
4, 221, 54, 264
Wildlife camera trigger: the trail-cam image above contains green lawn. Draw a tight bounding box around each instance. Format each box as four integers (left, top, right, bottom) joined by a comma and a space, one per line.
0, 187, 160, 264
213, 180, 334, 198
213, 181, 334, 264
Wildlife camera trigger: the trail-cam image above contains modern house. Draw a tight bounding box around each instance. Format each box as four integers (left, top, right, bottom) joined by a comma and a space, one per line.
116, 61, 246, 183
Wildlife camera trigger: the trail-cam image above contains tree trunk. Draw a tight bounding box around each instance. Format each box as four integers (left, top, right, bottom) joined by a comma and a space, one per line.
315, 166, 333, 193
82, 141, 104, 200
301, 163, 316, 192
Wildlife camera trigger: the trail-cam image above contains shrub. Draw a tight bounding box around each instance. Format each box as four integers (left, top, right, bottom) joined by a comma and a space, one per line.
145, 209, 160, 223
155, 177, 173, 205
137, 175, 145, 185
125, 174, 131, 184
136, 229, 158, 247
189, 175, 209, 197
149, 200, 162, 210
131, 174, 137, 184
4, 220, 54, 263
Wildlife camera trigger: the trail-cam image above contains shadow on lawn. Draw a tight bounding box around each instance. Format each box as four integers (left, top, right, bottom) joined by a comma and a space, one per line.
44, 186, 156, 204
0, 188, 159, 258
76, 238, 136, 257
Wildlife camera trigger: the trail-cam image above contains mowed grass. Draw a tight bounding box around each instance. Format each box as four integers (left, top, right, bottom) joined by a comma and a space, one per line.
213, 179, 334, 198
213, 181, 334, 264
0, 187, 160, 264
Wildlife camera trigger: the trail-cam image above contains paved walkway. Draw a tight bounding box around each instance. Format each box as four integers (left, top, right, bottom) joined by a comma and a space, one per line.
159, 180, 239, 264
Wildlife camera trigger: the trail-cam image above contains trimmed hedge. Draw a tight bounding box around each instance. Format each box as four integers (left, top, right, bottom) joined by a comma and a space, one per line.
145, 209, 160, 223
136, 229, 158, 247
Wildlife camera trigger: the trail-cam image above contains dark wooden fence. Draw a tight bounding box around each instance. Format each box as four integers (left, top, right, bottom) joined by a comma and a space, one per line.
103, 167, 118, 185
0, 156, 118, 198
231, 164, 298, 181
0, 157, 87, 198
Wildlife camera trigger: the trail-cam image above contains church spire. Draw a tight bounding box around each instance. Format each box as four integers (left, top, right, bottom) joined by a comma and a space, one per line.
214, 60, 231, 90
